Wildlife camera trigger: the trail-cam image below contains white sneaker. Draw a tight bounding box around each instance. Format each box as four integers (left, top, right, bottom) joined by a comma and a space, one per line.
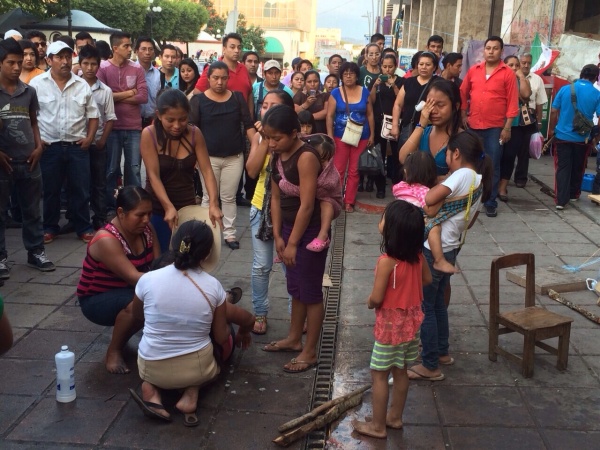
0, 257, 9, 279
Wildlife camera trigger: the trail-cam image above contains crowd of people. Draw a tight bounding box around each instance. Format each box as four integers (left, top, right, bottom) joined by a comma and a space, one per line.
0, 25, 599, 434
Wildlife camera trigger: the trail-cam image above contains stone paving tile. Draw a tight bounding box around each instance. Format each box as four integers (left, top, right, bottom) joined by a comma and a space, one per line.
37, 305, 107, 333
103, 402, 212, 450
543, 429, 600, 450
435, 385, 534, 427
329, 420, 445, 450
222, 372, 313, 417
204, 410, 303, 450
11, 327, 28, 342
333, 351, 372, 385
521, 387, 600, 431
7, 397, 125, 444
569, 328, 600, 355
447, 303, 487, 327
72, 362, 139, 401
4, 304, 57, 329
339, 302, 376, 327
0, 360, 55, 396
235, 341, 313, 376
337, 324, 375, 352
440, 353, 516, 386
26, 267, 80, 285
3, 283, 75, 306
5, 329, 99, 361
506, 355, 600, 387
0, 395, 35, 434
448, 326, 490, 353
447, 427, 546, 450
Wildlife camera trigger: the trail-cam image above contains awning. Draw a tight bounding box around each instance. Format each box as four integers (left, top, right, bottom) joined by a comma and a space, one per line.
264, 36, 284, 58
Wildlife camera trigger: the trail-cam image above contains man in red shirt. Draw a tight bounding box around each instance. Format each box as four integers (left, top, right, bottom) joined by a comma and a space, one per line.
194, 33, 253, 116
460, 36, 519, 217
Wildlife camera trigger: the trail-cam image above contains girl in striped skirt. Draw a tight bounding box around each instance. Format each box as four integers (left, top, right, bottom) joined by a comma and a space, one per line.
352, 200, 432, 439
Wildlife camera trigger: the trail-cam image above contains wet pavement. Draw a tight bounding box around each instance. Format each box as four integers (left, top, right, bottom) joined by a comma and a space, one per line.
1, 154, 600, 449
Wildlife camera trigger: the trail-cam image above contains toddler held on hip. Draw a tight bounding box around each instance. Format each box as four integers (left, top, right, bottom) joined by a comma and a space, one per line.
300, 133, 342, 252
392, 151, 455, 274
351, 200, 432, 439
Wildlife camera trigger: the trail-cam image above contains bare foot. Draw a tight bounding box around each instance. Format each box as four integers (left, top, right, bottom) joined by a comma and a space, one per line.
433, 259, 460, 274
386, 414, 403, 429
351, 419, 387, 439
141, 381, 171, 420
105, 349, 130, 374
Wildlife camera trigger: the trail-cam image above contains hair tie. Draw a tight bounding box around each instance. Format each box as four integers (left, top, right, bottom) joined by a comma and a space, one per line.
179, 238, 191, 254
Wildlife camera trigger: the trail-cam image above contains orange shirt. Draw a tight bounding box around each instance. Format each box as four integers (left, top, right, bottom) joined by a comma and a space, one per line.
20, 68, 44, 85
460, 61, 519, 129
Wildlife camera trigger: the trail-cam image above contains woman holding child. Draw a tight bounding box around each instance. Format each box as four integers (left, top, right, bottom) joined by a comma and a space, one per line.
261, 105, 333, 373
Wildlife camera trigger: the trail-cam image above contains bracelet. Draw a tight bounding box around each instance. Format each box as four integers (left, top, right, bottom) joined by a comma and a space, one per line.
415, 123, 423, 129
503, 127, 511, 131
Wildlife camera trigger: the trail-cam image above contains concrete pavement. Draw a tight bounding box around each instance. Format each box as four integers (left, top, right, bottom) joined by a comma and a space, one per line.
1, 154, 600, 449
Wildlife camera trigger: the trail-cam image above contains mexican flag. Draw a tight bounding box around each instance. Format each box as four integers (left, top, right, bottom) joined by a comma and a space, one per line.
530, 33, 559, 75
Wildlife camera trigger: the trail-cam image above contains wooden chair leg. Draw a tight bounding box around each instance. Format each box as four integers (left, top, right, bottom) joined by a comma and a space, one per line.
522, 332, 536, 378
556, 325, 571, 371
488, 322, 498, 362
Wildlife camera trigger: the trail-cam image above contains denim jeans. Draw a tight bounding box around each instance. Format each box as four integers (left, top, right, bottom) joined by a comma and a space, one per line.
421, 247, 457, 371
472, 127, 502, 208
250, 206, 273, 316
106, 130, 142, 209
0, 161, 44, 258
89, 144, 107, 224
40, 143, 92, 235
151, 213, 172, 253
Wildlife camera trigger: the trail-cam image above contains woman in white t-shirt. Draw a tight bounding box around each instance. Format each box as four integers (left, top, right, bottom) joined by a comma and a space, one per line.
408, 131, 492, 382
130, 220, 230, 426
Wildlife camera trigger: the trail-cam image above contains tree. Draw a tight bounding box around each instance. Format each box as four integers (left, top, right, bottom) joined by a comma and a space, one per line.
168, 0, 208, 43
71, 0, 148, 36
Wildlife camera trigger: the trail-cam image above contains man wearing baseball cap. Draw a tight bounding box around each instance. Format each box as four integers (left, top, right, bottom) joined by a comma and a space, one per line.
252, 60, 293, 118
29, 41, 100, 244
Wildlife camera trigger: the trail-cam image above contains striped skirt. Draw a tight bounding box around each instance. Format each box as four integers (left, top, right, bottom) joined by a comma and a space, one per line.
370, 332, 420, 371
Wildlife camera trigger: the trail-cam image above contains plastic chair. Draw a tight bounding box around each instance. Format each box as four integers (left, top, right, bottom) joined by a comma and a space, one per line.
488, 253, 573, 378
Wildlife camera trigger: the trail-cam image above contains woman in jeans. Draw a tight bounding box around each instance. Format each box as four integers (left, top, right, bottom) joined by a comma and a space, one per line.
326, 61, 375, 212
190, 62, 256, 249
246, 90, 295, 334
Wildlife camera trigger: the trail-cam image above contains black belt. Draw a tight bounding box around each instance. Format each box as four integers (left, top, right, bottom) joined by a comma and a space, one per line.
53, 141, 78, 146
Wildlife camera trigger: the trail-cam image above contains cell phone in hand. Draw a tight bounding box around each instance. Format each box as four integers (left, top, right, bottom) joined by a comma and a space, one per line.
379, 75, 389, 82
309, 89, 316, 96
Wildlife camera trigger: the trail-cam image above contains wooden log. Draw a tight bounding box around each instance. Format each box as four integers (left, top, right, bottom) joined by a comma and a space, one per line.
548, 289, 600, 325
273, 391, 365, 447
277, 384, 371, 433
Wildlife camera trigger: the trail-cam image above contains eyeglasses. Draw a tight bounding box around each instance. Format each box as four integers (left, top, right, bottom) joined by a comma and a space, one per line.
34, 42, 47, 47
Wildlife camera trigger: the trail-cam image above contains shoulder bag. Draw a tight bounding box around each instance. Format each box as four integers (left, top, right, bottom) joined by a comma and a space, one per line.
340, 85, 364, 147
570, 83, 594, 136
359, 143, 385, 176
378, 84, 397, 141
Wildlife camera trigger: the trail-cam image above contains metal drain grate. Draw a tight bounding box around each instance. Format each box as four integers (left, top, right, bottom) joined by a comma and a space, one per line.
304, 212, 346, 449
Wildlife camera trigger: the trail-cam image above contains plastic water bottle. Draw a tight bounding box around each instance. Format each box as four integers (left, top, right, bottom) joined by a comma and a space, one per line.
55, 345, 76, 403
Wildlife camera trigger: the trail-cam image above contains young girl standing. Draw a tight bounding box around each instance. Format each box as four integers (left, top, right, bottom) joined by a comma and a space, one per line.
352, 200, 432, 439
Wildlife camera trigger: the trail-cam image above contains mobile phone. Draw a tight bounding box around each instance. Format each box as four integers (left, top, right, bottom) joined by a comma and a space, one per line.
309, 89, 316, 96
379, 75, 389, 82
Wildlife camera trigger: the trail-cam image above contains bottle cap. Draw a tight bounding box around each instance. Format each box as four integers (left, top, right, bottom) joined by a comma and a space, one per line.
61, 345, 68, 351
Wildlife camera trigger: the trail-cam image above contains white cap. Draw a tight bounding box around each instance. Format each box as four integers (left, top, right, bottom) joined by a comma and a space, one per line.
47, 41, 74, 57
263, 60, 281, 72
4, 29, 22, 40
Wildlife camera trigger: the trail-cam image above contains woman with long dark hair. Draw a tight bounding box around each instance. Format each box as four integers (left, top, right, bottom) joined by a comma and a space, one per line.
179, 58, 200, 99
141, 89, 222, 252
399, 78, 462, 179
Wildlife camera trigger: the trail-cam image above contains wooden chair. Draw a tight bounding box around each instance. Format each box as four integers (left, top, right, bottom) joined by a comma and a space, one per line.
488, 253, 573, 378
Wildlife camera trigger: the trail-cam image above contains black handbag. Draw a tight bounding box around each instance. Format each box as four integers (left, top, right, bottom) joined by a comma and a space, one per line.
359, 143, 385, 176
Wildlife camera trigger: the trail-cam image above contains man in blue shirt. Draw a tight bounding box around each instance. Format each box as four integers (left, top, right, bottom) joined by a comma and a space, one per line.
252, 60, 293, 118
135, 37, 160, 128
549, 64, 600, 209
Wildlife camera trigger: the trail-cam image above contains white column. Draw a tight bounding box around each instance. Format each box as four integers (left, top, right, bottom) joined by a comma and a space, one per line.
453, 0, 462, 51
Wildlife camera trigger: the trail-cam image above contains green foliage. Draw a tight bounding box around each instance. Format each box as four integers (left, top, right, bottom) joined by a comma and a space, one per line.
168, 0, 208, 43
71, 0, 148, 35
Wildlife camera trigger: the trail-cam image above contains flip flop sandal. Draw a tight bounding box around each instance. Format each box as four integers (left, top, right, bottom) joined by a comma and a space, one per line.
407, 368, 445, 381
252, 316, 267, 335
129, 388, 172, 422
262, 341, 302, 352
183, 413, 199, 427
227, 287, 243, 304
306, 237, 330, 252
282, 358, 318, 373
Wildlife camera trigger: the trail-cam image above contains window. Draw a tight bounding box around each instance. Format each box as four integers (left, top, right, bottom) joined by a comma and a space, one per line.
264, 1, 277, 18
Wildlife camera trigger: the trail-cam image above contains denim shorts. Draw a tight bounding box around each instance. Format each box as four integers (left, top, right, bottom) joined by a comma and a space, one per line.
78, 288, 135, 327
